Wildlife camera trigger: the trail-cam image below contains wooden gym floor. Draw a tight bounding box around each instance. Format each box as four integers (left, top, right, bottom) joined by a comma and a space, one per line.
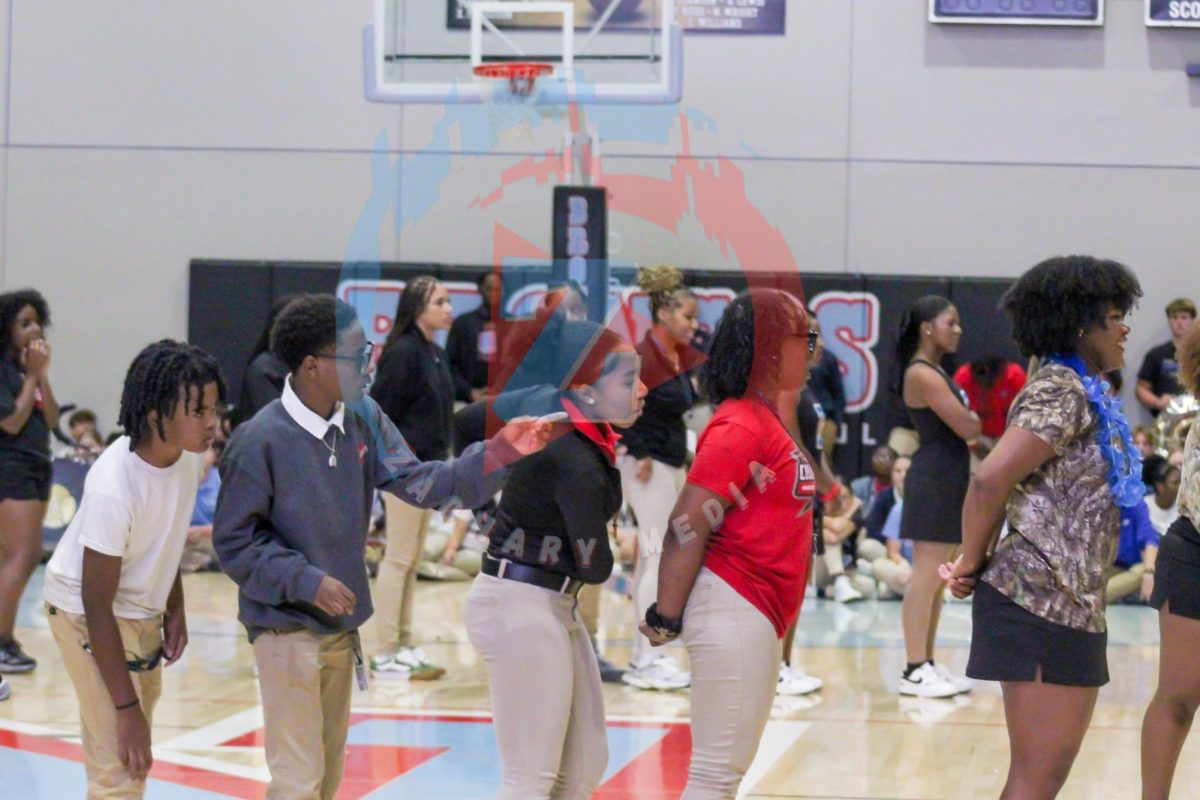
1, 565, 1197, 799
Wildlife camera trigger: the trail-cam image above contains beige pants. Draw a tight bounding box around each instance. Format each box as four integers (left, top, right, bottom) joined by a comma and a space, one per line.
375, 493, 432, 653
252, 629, 356, 800
618, 455, 687, 667
855, 538, 911, 597
682, 568, 781, 799
1105, 563, 1147, 604
464, 573, 608, 799
887, 427, 919, 459
48, 605, 163, 800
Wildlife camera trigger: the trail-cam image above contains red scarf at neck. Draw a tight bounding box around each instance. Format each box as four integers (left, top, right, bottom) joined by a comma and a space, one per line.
560, 396, 621, 465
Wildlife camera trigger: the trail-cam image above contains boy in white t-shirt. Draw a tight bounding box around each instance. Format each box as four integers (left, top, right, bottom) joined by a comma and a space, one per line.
43, 340, 225, 797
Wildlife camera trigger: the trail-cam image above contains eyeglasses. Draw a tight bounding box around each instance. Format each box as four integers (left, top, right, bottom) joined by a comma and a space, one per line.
317, 342, 375, 375
806, 330, 820, 355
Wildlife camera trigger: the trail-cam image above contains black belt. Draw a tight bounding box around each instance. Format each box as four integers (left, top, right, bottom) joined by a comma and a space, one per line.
482, 554, 584, 597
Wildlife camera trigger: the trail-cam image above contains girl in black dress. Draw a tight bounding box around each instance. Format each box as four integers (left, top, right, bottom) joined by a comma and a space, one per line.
0, 290, 59, 680
369, 276, 456, 679
896, 296, 981, 698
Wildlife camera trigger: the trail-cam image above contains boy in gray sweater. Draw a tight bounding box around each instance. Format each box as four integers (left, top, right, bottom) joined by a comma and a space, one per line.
214, 295, 550, 799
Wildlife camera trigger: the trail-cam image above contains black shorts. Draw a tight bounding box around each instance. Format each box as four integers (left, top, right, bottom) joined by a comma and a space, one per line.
0, 458, 53, 502
967, 580, 1108, 687
1150, 518, 1200, 620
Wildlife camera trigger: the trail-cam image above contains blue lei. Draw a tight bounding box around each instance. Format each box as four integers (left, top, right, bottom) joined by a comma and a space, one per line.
1044, 354, 1144, 508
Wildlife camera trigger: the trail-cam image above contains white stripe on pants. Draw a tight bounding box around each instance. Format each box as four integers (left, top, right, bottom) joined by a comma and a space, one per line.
617, 455, 686, 667
682, 568, 781, 799
464, 572, 608, 799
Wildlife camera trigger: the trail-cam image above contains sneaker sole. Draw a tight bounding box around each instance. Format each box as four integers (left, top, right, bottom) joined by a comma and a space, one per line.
0, 662, 35, 675
776, 684, 822, 696
621, 675, 690, 691
898, 682, 959, 699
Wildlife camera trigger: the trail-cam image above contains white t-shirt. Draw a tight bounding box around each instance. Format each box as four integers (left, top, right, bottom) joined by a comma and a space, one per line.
44, 437, 205, 619
1148, 499, 1179, 537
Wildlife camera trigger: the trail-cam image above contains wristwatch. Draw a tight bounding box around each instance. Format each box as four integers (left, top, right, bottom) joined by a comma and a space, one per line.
645, 602, 683, 638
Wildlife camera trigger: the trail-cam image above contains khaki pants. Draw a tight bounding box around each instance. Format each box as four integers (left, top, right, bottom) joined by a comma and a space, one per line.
252, 629, 356, 800
618, 456, 686, 667
464, 573, 607, 799
1105, 563, 1147, 604
375, 493, 432, 653
48, 605, 163, 800
681, 568, 781, 799
887, 427, 919, 459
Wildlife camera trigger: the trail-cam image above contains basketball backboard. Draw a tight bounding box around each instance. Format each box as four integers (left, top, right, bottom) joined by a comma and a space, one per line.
364, 0, 683, 104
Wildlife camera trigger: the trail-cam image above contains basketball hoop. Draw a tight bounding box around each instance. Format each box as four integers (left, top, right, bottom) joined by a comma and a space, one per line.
473, 62, 554, 98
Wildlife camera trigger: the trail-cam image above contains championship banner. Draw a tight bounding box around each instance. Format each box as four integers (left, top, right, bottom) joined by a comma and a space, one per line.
447, 0, 786, 33
1146, 0, 1200, 26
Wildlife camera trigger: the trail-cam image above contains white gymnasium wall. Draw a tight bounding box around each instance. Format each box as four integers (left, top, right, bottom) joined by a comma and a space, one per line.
0, 0, 1196, 428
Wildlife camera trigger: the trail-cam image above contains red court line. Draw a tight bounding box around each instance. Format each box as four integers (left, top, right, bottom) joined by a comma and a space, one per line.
0, 728, 266, 798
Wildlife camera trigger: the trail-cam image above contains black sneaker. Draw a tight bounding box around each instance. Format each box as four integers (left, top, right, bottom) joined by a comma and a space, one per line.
0, 640, 36, 674
0, 675, 10, 701
596, 653, 625, 684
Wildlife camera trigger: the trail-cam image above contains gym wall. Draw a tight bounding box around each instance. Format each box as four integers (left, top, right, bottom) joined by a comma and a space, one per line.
0, 0, 1195, 431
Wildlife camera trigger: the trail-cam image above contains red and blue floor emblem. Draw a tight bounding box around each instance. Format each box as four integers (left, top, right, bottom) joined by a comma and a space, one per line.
0, 710, 712, 798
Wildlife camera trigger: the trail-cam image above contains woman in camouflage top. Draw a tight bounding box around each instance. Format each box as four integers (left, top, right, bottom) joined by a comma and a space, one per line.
1141, 319, 1200, 800
944, 255, 1142, 799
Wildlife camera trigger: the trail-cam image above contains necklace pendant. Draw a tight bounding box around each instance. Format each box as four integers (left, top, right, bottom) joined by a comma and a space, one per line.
329, 453, 338, 468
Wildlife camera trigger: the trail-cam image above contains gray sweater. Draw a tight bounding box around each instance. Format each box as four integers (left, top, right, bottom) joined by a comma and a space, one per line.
213, 396, 510, 642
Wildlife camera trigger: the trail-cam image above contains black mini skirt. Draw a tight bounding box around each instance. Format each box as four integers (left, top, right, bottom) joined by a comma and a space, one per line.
967, 580, 1108, 687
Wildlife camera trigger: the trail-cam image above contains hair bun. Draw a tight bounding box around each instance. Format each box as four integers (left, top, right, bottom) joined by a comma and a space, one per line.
636, 265, 684, 296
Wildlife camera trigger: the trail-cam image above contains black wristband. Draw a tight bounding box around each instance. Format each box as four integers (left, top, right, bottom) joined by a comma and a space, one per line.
115, 699, 139, 711
645, 602, 682, 635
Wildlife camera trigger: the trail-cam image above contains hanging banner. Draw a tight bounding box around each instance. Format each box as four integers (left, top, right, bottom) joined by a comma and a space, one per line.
929, 0, 1104, 25
1146, 0, 1200, 26
448, 0, 786, 33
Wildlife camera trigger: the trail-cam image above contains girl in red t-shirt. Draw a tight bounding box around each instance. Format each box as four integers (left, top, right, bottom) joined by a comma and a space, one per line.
640, 288, 818, 798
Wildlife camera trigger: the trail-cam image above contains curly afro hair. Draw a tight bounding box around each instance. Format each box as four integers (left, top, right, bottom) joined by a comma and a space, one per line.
270, 294, 362, 372
701, 288, 806, 406
119, 340, 227, 448
1001, 255, 1141, 359
0, 289, 51, 363
1177, 315, 1200, 397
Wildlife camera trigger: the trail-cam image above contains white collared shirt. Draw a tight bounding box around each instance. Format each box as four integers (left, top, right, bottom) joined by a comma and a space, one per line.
281, 375, 345, 440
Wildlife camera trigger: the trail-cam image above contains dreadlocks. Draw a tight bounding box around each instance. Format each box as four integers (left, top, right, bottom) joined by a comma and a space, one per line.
119, 340, 227, 448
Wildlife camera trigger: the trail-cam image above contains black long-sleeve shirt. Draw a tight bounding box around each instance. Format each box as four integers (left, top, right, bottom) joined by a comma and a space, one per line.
445, 307, 491, 403
370, 328, 456, 461
487, 424, 621, 584
235, 351, 288, 427
808, 349, 846, 425
614, 333, 693, 468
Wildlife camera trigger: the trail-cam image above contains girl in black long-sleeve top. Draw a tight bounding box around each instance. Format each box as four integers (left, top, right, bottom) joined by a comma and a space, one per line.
368, 276, 456, 678
465, 317, 647, 799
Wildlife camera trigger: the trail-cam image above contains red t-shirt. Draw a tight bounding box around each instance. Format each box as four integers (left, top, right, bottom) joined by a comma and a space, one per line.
686, 397, 816, 637
953, 362, 1027, 438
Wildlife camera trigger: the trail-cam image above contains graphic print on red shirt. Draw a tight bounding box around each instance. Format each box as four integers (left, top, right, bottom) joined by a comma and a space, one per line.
685, 397, 816, 637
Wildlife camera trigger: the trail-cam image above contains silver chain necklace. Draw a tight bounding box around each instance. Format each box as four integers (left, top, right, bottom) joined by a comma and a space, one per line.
323, 427, 338, 468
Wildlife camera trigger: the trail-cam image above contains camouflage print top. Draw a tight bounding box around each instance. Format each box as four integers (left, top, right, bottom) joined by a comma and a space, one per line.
980, 363, 1120, 633
1179, 422, 1200, 528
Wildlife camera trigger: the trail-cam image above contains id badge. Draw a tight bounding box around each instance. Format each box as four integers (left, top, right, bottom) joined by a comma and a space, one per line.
352, 634, 368, 691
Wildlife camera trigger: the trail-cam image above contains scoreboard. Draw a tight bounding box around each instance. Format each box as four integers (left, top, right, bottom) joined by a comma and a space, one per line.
1146, 0, 1200, 26
930, 0, 1104, 25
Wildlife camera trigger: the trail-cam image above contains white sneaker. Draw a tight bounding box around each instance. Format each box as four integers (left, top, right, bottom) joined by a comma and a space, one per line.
833, 575, 864, 604
931, 662, 972, 694
370, 646, 446, 681
898, 662, 959, 698
776, 663, 823, 696
0, 675, 9, 702
622, 656, 691, 691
